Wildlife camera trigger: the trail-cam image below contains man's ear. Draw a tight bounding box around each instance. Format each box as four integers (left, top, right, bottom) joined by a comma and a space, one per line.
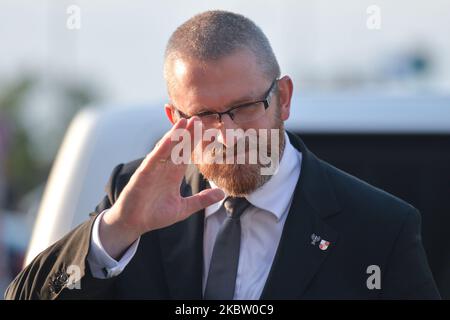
277, 75, 293, 121
165, 104, 176, 124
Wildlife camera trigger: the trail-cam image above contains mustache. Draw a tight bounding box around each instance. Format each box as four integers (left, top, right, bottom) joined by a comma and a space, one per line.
210, 136, 273, 158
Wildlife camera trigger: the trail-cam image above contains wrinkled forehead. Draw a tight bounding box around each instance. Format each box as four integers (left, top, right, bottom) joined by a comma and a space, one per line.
167, 49, 271, 114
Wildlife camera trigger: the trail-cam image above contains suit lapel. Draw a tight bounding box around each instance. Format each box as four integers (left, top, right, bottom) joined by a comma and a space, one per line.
158, 164, 208, 299
260, 132, 341, 299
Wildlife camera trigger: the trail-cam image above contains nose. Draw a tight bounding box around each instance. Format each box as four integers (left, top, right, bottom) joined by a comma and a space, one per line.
216, 113, 240, 148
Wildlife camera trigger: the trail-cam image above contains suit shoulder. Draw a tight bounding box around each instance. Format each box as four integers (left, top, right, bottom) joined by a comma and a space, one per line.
107, 157, 145, 199
319, 159, 417, 223
119, 157, 145, 176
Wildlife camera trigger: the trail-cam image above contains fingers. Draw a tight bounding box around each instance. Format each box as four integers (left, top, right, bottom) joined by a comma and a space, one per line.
137, 115, 204, 183
180, 188, 226, 220
152, 117, 188, 159
139, 117, 188, 170
153, 116, 203, 161
186, 117, 205, 160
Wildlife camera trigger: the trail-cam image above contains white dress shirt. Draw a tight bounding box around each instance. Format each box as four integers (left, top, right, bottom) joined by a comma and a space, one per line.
88, 132, 302, 299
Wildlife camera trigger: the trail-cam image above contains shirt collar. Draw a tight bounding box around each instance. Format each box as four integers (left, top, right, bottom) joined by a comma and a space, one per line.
205, 132, 302, 221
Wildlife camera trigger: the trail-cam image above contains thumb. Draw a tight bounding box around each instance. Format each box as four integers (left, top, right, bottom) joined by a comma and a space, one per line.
180, 188, 226, 219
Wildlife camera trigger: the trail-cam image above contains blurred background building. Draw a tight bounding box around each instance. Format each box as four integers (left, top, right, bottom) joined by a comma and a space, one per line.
1, 0, 449, 296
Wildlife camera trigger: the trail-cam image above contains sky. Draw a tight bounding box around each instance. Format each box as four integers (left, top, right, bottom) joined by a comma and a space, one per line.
1, 0, 450, 106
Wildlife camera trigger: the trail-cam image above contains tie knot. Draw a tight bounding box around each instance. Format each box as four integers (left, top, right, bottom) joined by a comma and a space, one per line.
223, 197, 251, 219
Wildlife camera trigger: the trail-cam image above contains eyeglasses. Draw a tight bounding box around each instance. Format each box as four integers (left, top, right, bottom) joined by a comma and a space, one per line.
172, 79, 278, 126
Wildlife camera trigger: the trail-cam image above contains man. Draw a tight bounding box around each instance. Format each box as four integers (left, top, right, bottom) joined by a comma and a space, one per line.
5, 10, 440, 300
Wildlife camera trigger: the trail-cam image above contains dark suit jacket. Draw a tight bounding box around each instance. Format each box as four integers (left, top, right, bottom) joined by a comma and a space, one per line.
5, 132, 440, 299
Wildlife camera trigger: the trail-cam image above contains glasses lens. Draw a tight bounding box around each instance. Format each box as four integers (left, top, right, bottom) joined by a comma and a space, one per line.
200, 113, 219, 126
232, 102, 266, 124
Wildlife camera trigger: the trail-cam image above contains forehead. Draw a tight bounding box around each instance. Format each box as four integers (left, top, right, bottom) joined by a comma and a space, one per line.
168, 49, 270, 113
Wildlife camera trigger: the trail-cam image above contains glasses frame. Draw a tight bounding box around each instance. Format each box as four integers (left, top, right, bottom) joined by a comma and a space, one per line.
172, 78, 278, 124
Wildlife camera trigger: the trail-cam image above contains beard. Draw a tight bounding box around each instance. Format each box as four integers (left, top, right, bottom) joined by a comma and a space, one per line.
196, 111, 286, 197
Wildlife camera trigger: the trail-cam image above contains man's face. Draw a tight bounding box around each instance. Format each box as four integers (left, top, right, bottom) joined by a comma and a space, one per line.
165, 48, 293, 196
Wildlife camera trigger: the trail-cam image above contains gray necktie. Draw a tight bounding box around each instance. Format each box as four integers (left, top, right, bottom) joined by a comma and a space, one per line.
203, 196, 251, 300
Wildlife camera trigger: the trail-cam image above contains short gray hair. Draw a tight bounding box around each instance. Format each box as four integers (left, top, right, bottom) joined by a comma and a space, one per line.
164, 10, 281, 93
